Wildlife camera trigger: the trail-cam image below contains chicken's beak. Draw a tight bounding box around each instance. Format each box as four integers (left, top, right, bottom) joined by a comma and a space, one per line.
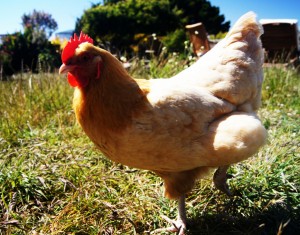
59, 64, 76, 74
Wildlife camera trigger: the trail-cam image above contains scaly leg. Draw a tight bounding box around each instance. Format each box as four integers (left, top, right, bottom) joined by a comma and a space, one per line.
152, 195, 187, 235
213, 165, 233, 196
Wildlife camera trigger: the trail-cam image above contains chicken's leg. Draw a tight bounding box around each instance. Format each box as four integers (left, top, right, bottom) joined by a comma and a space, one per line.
213, 165, 233, 196
152, 195, 187, 235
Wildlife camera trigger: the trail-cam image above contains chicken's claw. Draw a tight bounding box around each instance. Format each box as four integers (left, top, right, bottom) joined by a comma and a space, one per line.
213, 165, 234, 196
151, 215, 186, 235
152, 195, 187, 235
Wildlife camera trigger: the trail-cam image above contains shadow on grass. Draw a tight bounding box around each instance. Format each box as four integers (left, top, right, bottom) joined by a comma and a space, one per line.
187, 201, 300, 235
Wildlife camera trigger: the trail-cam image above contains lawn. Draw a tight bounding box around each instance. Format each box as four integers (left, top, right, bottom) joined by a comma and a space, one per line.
0, 57, 299, 234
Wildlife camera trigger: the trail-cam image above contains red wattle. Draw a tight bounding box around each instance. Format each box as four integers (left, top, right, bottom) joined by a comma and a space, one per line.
67, 72, 79, 87
67, 72, 90, 88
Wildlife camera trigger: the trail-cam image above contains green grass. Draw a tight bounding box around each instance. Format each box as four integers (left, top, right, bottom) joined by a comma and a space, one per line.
0, 60, 299, 235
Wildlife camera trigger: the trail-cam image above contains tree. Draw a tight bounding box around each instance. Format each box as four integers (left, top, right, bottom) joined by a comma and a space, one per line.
0, 10, 60, 77
22, 10, 58, 39
76, 0, 230, 52
76, 0, 179, 52
169, 0, 230, 35
103, 0, 123, 4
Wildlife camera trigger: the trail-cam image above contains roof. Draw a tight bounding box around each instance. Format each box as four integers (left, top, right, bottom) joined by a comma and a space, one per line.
56, 30, 74, 35
260, 19, 298, 25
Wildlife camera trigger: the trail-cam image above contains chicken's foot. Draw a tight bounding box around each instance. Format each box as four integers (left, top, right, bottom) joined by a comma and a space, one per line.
213, 165, 233, 196
151, 195, 187, 235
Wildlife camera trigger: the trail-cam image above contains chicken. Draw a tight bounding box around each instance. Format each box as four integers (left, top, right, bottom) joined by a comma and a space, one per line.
59, 12, 267, 235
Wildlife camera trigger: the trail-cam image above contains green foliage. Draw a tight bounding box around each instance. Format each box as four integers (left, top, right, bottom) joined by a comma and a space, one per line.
76, 0, 179, 52
162, 28, 188, 53
168, 0, 230, 34
0, 60, 299, 234
209, 31, 228, 40
76, 0, 230, 52
0, 10, 60, 77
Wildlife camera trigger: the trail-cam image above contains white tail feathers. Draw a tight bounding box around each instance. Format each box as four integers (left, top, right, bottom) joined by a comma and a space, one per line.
226, 11, 263, 39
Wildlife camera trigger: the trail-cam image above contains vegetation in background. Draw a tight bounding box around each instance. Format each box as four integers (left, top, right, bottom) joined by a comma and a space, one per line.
0, 1, 231, 79
0, 54, 299, 234
22, 10, 58, 39
0, 10, 60, 78
76, 0, 230, 53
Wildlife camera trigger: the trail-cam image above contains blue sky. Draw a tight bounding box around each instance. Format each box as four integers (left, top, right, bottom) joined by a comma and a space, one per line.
0, 0, 100, 34
210, 0, 300, 25
0, 0, 299, 36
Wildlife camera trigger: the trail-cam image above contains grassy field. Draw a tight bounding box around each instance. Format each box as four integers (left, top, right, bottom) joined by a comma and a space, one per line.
0, 57, 299, 234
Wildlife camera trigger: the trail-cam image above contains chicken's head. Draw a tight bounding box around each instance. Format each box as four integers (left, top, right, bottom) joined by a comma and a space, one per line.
59, 32, 103, 88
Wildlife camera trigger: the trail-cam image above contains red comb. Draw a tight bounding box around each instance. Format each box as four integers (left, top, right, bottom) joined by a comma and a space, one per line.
61, 31, 94, 63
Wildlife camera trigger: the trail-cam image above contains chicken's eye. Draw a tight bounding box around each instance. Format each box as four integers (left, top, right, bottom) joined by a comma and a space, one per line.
80, 53, 91, 62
